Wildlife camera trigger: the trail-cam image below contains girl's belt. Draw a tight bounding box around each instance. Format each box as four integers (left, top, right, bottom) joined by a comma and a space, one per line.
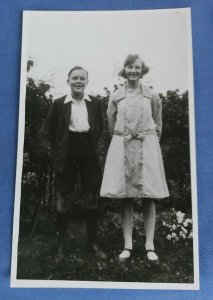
113, 129, 156, 141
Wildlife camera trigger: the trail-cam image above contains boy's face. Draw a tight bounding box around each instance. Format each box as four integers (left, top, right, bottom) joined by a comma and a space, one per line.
67, 69, 88, 97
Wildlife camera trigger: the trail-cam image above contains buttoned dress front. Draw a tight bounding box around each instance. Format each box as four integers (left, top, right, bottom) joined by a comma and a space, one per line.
100, 84, 169, 199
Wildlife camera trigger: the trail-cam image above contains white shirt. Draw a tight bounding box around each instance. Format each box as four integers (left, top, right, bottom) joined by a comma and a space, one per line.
64, 94, 91, 132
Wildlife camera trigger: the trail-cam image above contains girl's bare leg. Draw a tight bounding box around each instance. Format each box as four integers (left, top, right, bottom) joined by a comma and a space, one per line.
143, 198, 158, 260
119, 198, 133, 259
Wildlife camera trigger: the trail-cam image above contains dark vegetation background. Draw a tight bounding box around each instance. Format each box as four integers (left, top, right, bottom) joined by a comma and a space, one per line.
17, 62, 193, 283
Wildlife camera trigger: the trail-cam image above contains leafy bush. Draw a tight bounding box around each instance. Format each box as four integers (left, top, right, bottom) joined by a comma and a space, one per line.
20, 77, 54, 235
160, 208, 193, 244
20, 73, 191, 232
160, 90, 191, 210
17, 75, 193, 283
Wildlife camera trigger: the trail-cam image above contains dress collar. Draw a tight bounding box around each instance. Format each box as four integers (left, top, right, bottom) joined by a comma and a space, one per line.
115, 83, 152, 101
64, 93, 91, 104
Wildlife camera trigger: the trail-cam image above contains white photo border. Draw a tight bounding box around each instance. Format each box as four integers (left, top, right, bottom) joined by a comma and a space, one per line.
10, 8, 199, 289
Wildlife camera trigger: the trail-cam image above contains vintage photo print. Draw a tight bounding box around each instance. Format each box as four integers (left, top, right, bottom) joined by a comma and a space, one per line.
11, 8, 199, 289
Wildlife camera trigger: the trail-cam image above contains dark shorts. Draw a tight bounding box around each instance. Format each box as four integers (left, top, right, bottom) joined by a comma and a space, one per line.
56, 131, 102, 194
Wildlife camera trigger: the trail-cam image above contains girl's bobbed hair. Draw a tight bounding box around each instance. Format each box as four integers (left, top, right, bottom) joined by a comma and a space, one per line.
119, 54, 149, 79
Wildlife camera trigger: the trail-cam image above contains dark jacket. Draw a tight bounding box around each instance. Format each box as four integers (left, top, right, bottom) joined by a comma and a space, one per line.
47, 95, 103, 172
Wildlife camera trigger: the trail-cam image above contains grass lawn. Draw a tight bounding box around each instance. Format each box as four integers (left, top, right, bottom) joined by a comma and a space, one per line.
17, 209, 194, 283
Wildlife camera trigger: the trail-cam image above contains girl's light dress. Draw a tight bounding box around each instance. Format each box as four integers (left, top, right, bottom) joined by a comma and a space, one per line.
100, 83, 169, 199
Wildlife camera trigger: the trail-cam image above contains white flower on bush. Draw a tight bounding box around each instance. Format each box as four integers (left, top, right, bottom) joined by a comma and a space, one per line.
186, 218, 192, 224
176, 211, 185, 224
162, 210, 193, 243
181, 226, 187, 234
189, 231, 193, 239
183, 218, 192, 227
180, 231, 186, 239
166, 234, 172, 240
172, 224, 176, 230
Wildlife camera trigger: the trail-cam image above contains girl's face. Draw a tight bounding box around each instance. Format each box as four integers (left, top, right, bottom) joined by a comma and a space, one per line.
124, 58, 143, 82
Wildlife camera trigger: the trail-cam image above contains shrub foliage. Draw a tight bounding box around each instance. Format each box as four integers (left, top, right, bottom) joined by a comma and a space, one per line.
20, 77, 191, 234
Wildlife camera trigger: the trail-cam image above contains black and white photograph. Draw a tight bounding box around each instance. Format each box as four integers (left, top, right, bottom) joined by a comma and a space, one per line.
11, 8, 199, 289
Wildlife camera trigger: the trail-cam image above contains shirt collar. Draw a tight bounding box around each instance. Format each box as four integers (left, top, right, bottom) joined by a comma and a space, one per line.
115, 83, 152, 101
64, 93, 91, 104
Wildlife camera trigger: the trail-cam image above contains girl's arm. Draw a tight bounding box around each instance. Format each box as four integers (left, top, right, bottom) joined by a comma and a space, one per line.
107, 95, 117, 136
151, 93, 162, 140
